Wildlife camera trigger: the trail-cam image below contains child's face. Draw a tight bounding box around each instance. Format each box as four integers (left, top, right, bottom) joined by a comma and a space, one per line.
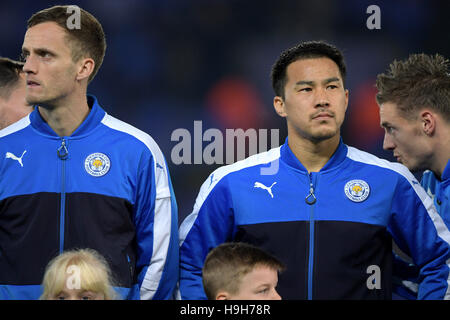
51, 287, 105, 300
220, 265, 282, 300
50, 271, 106, 300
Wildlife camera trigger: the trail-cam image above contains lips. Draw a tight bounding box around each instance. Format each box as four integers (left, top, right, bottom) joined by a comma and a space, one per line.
312, 112, 333, 120
26, 79, 40, 87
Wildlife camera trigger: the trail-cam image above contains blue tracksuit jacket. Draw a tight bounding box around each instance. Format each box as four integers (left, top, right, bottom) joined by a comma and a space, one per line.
179, 139, 450, 300
0, 95, 179, 300
393, 159, 450, 299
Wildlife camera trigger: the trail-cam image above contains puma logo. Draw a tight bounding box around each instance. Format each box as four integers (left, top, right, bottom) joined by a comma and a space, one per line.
209, 174, 218, 188
5, 150, 27, 167
254, 181, 277, 198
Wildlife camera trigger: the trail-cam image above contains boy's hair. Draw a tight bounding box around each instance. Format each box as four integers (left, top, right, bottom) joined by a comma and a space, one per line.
0, 57, 24, 99
376, 53, 450, 122
40, 248, 117, 300
271, 40, 347, 98
27, 5, 106, 83
202, 242, 285, 300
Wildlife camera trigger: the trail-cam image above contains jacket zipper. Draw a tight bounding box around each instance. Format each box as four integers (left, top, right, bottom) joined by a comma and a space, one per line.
126, 254, 133, 282
305, 172, 317, 300
57, 138, 69, 254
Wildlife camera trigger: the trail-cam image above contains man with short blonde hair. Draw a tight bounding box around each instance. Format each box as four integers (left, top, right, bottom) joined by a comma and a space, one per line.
0, 5, 178, 300
377, 53, 450, 299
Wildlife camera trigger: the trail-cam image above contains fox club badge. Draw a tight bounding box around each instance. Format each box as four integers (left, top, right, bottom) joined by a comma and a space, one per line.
84, 153, 110, 177
344, 179, 370, 202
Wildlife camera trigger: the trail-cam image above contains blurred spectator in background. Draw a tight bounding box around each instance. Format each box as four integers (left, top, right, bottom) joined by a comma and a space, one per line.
0, 57, 31, 129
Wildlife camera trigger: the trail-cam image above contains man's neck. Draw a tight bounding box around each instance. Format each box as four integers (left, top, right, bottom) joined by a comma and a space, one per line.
38, 93, 90, 137
432, 124, 450, 179
288, 133, 340, 173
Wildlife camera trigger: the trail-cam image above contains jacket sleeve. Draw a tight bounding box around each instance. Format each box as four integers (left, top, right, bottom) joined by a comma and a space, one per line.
178, 172, 234, 300
134, 150, 179, 300
388, 170, 450, 300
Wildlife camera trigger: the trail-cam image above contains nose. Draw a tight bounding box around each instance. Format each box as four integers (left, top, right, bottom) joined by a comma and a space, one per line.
382, 133, 395, 150
22, 54, 37, 75
271, 288, 282, 300
315, 87, 330, 108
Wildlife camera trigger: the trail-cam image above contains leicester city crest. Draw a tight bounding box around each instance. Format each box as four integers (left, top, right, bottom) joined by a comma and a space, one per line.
84, 153, 111, 177
344, 179, 370, 202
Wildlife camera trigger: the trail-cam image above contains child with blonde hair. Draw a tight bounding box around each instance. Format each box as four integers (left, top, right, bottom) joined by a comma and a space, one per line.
40, 248, 117, 300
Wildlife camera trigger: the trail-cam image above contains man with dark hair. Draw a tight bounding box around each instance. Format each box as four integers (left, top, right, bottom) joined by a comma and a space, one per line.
0, 5, 178, 300
271, 41, 347, 98
0, 57, 31, 129
179, 41, 450, 300
377, 53, 450, 299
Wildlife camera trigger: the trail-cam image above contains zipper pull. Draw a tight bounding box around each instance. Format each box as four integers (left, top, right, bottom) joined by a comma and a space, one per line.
305, 183, 316, 205
57, 138, 69, 160
305, 174, 316, 205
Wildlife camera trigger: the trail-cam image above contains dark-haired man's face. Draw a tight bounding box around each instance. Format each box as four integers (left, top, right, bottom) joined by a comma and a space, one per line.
21, 22, 79, 108
274, 57, 348, 143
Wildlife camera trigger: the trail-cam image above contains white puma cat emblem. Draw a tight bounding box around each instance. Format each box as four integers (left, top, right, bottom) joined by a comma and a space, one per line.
254, 181, 277, 198
5, 150, 27, 167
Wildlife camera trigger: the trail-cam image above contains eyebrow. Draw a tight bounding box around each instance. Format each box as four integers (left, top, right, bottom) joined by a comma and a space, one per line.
22, 47, 57, 56
254, 283, 271, 289
295, 77, 341, 86
380, 121, 393, 128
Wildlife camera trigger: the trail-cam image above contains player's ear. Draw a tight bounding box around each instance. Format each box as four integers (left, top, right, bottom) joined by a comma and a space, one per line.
76, 58, 95, 82
420, 110, 436, 136
215, 291, 229, 300
273, 96, 287, 118
344, 89, 349, 112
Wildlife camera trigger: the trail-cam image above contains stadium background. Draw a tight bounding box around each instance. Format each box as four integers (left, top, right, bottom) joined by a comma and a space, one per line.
1, 0, 448, 224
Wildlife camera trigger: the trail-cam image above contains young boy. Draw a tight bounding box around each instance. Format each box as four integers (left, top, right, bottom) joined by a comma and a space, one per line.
202, 242, 284, 300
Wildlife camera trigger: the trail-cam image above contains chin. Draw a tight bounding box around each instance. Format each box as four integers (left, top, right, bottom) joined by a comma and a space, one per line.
25, 96, 41, 106
405, 163, 423, 173
310, 130, 339, 142
26, 96, 55, 109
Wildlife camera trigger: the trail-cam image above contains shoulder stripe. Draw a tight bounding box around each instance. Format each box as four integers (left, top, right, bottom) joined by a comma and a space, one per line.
101, 113, 169, 197
346, 147, 446, 234
179, 146, 281, 246
346, 147, 438, 214
101, 113, 173, 299
0, 115, 30, 138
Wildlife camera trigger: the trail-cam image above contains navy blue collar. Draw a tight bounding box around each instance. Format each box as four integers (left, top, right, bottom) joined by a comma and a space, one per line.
280, 136, 348, 173
441, 159, 450, 185
30, 95, 106, 138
